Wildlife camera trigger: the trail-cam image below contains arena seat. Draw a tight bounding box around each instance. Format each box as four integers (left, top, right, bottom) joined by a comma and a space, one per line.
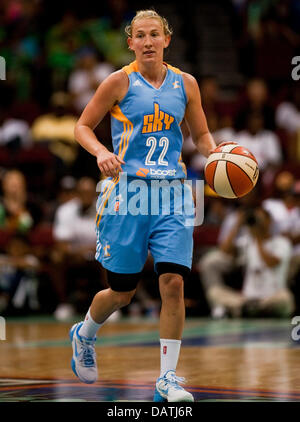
193, 225, 220, 247
0, 229, 13, 251
0, 148, 13, 168
29, 223, 54, 247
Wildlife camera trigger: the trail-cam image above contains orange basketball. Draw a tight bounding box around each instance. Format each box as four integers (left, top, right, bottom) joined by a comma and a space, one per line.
204, 144, 259, 199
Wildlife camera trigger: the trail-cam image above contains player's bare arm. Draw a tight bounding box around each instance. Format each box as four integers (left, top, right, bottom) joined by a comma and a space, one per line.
74, 70, 128, 177
183, 73, 236, 156
182, 73, 216, 157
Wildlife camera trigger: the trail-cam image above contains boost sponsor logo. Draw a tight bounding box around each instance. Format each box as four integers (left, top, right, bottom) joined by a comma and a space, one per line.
136, 168, 149, 177
136, 168, 177, 178
150, 168, 176, 177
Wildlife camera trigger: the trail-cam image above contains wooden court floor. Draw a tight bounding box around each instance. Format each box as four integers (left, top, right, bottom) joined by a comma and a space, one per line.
0, 316, 300, 402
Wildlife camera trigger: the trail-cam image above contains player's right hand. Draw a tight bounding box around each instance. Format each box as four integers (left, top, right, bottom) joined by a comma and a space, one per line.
96, 150, 125, 178
209, 141, 238, 155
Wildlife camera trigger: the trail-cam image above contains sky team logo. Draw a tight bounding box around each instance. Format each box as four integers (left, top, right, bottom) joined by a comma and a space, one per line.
142, 103, 175, 134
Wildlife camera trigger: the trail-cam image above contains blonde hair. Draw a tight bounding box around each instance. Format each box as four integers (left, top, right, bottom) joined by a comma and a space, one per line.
125, 9, 173, 38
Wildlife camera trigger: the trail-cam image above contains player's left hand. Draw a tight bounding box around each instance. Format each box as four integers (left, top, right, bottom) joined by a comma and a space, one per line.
209, 141, 238, 155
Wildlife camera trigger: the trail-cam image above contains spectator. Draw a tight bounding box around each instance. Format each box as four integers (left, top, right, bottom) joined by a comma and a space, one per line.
31, 91, 78, 168
0, 1, 42, 104
237, 111, 282, 172
262, 171, 298, 235
55, 175, 77, 206
68, 47, 114, 114
254, 7, 300, 90
0, 107, 32, 150
0, 169, 42, 235
0, 234, 40, 315
90, 0, 133, 67
263, 174, 300, 284
198, 188, 260, 318
53, 176, 97, 250
199, 76, 223, 119
239, 207, 294, 317
199, 75, 235, 122
199, 206, 294, 318
275, 83, 300, 135
287, 180, 300, 313
51, 177, 105, 320
236, 2, 300, 87
44, 175, 77, 224
204, 196, 233, 227
235, 78, 275, 131
45, 11, 83, 92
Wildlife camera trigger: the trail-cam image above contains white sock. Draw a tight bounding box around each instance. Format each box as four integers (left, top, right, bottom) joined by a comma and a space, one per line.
78, 308, 102, 339
160, 339, 181, 377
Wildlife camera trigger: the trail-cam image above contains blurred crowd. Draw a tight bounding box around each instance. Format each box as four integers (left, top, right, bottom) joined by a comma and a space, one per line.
0, 0, 299, 320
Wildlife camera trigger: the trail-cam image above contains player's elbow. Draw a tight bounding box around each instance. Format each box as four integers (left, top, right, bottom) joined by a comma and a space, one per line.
74, 123, 83, 143
74, 122, 91, 145
74, 123, 79, 143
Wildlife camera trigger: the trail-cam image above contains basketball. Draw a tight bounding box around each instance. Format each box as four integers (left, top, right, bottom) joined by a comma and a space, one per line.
204, 144, 259, 199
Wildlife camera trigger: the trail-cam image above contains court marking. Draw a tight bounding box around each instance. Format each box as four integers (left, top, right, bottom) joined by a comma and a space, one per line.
1, 318, 299, 401
0, 378, 299, 401
2, 319, 298, 349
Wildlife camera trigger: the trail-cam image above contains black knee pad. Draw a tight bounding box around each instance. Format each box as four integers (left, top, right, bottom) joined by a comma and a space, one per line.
106, 270, 142, 292
155, 262, 191, 282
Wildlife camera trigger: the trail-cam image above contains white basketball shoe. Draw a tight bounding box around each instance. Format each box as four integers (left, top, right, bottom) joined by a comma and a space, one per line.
154, 370, 194, 402
70, 322, 98, 384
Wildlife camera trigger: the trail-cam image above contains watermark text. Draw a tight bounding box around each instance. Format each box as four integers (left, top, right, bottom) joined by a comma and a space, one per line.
96, 173, 204, 227
291, 316, 300, 341
0, 56, 6, 80
292, 56, 300, 81
0, 317, 6, 340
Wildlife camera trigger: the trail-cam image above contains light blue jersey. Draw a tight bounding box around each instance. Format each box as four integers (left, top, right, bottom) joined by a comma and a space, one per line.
95, 61, 194, 275
110, 60, 187, 180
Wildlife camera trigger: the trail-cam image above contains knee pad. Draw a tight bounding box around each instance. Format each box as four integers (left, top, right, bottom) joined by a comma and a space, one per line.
155, 262, 190, 282
106, 270, 142, 292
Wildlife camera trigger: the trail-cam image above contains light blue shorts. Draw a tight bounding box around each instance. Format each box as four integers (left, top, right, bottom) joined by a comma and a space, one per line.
95, 175, 194, 274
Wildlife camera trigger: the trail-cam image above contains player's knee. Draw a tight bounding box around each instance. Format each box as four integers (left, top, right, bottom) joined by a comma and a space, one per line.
106, 270, 141, 294
159, 274, 184, 300
113, 290, 136, 308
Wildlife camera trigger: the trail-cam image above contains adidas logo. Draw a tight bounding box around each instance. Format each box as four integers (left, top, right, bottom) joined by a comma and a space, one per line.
133, 79, 142, 86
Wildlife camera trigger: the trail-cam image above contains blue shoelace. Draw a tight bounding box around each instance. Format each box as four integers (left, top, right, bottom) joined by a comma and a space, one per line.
162, 371, 186, 390
78, 337, 96, 367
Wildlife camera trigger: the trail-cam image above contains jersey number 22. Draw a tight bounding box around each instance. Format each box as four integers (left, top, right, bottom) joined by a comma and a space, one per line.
145, 136, 169, 166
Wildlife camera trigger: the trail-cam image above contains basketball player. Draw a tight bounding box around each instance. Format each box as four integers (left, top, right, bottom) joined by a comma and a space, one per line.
70, 10, 233, 402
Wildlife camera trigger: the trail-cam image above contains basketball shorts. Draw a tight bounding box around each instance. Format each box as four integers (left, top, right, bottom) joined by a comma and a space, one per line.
95, 175, 195, 274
